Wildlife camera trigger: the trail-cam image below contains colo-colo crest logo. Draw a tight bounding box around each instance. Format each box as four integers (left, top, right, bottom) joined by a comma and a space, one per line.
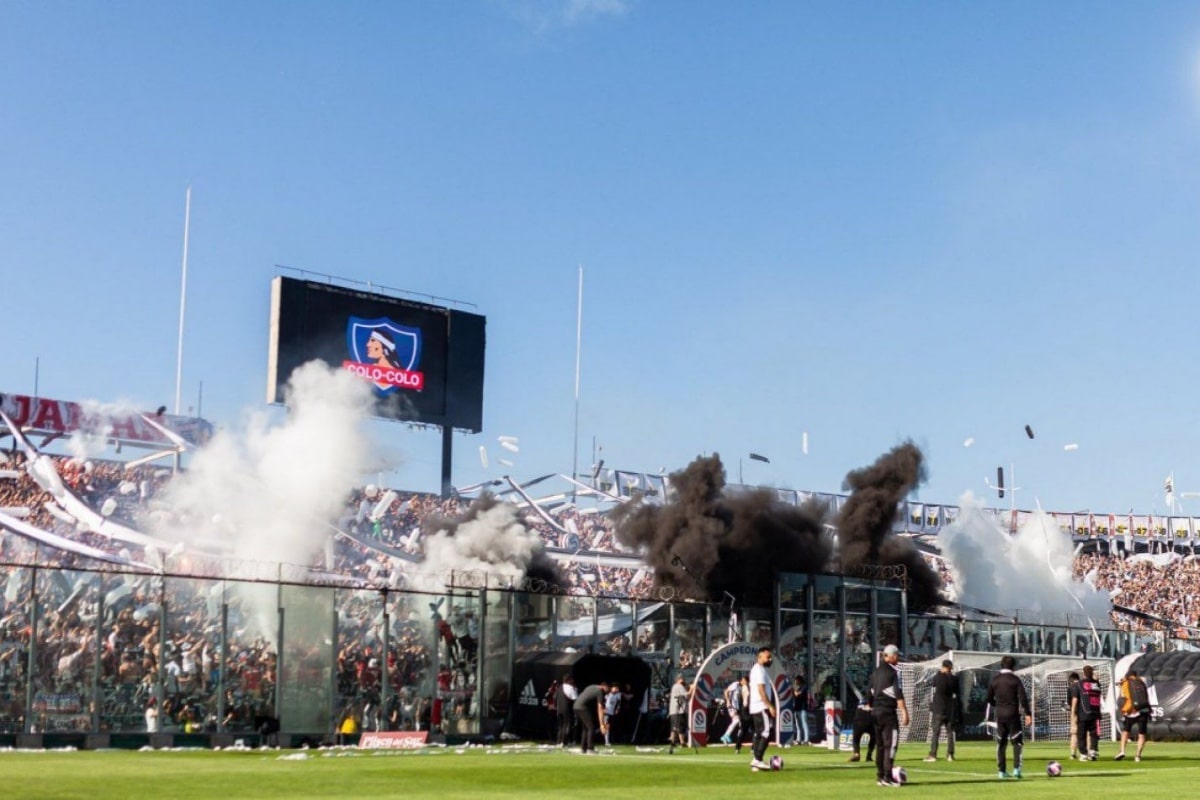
343, 317, 425, 394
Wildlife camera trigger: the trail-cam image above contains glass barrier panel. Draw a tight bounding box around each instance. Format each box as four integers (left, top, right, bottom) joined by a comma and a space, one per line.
333, 588, 381, 735
221, 581, 279, 736
279, 583, 334, 734
673, 603, 705, 671
0, 566, 32, 733
35, 568, 99, 734
514, 592, 554, 655
811, 613, 841, 704
635, 602, 670, 655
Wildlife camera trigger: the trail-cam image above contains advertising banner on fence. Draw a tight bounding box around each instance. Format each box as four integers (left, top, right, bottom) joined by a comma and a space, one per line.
358, 731, 429, 749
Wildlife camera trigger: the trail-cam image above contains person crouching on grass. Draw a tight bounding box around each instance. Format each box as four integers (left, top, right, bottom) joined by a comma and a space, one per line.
573, 681, 609, 754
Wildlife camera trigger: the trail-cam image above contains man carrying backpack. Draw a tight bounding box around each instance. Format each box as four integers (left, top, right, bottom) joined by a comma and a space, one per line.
1115, 669, 1151, 762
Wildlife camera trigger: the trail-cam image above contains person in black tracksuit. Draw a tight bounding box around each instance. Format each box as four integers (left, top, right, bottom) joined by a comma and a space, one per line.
867, 645, 909, 787
986, 655, 1032, 779
926, 659, 959, 761
848, 698, 875, 763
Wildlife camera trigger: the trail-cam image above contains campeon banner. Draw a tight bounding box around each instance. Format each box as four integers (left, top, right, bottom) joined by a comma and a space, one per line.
688, 641, 795, 747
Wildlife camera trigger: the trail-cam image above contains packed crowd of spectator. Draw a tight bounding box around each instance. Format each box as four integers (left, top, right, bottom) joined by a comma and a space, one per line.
1073, 551, 1200, 637
11, 452, 1200, 622
3, 448, 1200, 738
6, 450, 1200, 631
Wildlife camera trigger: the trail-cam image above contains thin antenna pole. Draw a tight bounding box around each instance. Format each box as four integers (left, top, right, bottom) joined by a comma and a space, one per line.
572, 265, 584, 494
174, 186, 192, 416
33, 356, 39, 399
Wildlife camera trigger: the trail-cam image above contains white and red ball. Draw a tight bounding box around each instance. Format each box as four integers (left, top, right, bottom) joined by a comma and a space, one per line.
891, 766, 908, 784
770, 755, 784, 771
1047, 760, 1063, 777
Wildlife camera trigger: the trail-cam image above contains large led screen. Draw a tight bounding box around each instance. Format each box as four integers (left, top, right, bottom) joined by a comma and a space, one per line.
267, 277, 485, 432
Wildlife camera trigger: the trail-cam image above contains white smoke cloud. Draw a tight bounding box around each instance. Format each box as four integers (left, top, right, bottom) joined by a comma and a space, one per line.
149, 361, 376, 567
64, 399, 143, 462
939, 492, 1111, 624
421, 501, 547, 587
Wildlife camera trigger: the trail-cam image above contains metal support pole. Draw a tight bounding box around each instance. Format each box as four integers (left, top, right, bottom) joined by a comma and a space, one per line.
217, 595, 228, 733
805, 579, 815, 704
91, 583, 104, 733
24, 566, 38, 735
440, 426, 453, 499
329, 592, 340, 736
381, 591, 391, 732
837, 584, 847, 711
275, 583, 284, 742
474, 587, 485, 731
157, 580, 167, 714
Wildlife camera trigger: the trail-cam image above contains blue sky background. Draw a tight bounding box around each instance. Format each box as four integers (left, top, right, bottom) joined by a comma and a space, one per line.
4, 1, 1200, 514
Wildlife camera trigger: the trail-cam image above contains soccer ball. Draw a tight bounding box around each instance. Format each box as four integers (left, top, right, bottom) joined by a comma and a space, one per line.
770, 755, 784, 771
892, 766, 908, 785
1047, 761, 1063, 777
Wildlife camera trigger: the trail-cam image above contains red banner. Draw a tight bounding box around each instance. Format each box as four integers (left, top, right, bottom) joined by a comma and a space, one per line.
0, 392, 212, 448
342, 361, 425, 391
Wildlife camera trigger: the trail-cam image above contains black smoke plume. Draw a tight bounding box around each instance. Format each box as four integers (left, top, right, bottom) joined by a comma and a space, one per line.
613, 454, 832, 606
835, 441, 943, 610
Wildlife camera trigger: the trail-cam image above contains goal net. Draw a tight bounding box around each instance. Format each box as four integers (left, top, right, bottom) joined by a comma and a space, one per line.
897, 651, 1116, 744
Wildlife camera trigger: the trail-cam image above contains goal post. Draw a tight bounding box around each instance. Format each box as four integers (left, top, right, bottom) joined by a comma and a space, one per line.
896, 650, 1117, 745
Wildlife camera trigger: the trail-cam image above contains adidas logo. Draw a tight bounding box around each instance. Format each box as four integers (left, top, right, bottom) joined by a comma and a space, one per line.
519, 680, 540, 707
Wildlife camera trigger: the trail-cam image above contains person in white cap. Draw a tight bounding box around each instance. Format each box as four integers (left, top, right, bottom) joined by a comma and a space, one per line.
868, 644, 909, 787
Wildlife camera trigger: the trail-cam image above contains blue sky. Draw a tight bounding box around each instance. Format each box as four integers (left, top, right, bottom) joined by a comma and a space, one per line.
4, 1, 1200, 514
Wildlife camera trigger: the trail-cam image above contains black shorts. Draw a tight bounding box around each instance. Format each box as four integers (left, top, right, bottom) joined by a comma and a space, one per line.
1122, 713, 1149, 736
670, 714, 686, 733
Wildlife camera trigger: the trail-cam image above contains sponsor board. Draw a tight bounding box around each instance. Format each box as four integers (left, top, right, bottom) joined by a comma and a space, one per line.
358, 731, 430, 750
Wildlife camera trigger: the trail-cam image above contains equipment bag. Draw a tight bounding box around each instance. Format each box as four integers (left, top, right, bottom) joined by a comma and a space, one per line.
1128, 678, 1151, 712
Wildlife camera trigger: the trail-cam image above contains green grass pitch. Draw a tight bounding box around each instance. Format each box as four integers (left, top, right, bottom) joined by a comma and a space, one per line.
0, 740, 1196, 799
